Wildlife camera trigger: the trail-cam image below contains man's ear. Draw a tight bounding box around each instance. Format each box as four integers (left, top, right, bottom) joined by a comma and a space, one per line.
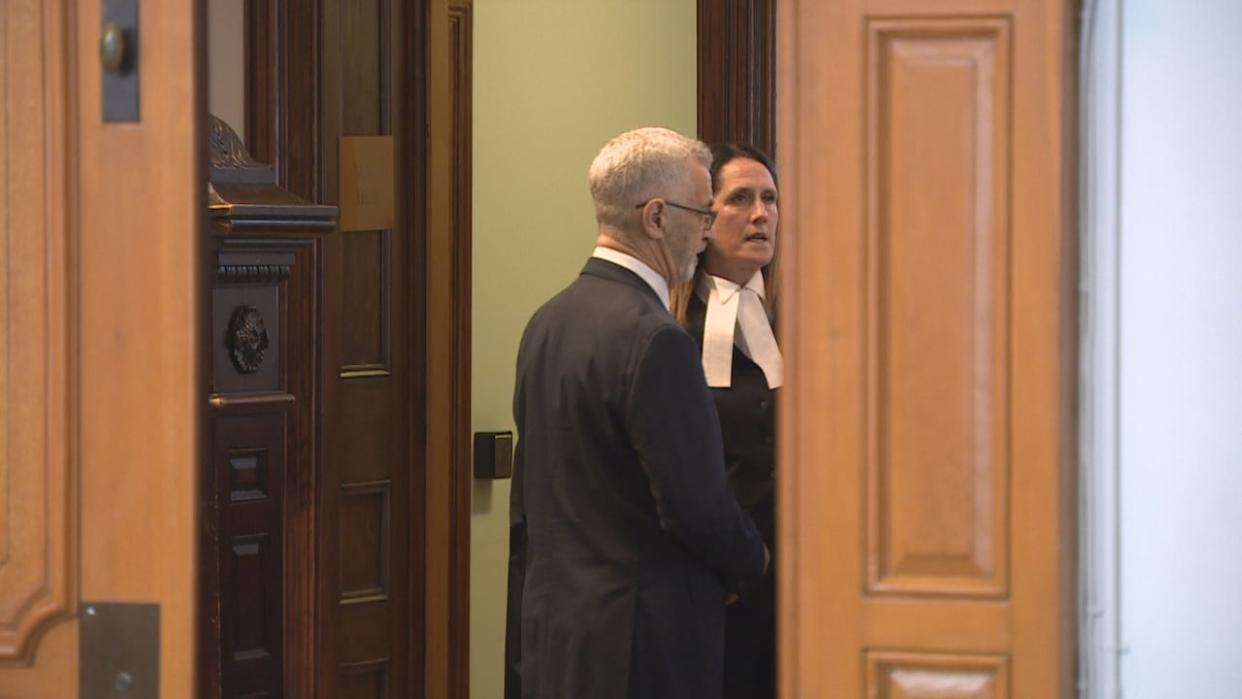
638, 200, 666, 240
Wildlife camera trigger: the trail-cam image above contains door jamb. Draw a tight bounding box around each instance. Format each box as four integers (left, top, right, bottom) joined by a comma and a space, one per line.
1078, 0, 1124, 696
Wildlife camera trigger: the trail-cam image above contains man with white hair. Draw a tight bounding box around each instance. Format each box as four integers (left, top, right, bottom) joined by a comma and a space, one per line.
505, 127, 769, 699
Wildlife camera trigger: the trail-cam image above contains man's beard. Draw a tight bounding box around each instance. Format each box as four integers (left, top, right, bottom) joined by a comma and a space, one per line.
679, 254, 699, 284
664, 233, 699, 284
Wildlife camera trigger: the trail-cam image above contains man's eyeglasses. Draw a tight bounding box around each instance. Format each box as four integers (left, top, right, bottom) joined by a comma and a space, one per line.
635, 199, 716, 228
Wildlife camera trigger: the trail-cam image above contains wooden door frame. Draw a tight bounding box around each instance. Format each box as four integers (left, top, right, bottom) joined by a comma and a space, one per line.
241, 0, 472, 695
1078, 0, 1122, 695
697, 0, 776, 154
426, 0, 471, 694
444, 2, 474, 695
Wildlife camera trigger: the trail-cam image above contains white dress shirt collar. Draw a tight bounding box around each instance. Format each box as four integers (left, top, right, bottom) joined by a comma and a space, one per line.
591, 246, 670, 311
697, 270, 783, 389
701, 269, 766, 306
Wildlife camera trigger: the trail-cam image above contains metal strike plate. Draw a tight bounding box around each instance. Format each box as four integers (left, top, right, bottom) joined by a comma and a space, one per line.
80, 602, 160, 698
102, 0, 140, 122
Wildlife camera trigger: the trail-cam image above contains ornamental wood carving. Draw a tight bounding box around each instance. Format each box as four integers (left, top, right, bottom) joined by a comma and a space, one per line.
227, 305, 271, 375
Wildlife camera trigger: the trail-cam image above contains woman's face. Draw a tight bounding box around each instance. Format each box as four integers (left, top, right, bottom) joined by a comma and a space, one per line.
704, 157, 778, 283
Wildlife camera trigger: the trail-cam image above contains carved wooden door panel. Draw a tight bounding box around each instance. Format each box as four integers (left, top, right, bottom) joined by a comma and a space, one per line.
776, 0, 1077, 697
0, 0, 200, 697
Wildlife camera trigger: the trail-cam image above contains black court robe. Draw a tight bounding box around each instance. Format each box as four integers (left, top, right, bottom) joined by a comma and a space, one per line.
685, 292, 777, 699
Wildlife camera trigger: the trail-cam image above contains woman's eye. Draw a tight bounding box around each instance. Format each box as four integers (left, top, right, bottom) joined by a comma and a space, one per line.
729, 192, 750, 205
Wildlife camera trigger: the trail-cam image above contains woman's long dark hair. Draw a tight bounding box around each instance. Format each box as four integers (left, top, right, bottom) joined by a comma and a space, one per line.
671, 142, 780, 323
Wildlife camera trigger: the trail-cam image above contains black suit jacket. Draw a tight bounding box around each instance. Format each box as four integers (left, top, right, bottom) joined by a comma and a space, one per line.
505, 258, 767, 699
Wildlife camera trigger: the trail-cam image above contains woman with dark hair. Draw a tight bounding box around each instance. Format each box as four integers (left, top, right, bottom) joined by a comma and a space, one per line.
672, 142, 781, 699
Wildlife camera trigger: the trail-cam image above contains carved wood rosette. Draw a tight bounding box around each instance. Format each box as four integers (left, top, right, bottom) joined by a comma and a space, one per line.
227, 305, 272, 375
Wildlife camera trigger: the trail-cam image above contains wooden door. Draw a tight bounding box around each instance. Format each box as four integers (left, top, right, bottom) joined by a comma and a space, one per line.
244, 0, 427, 694
317, 2, 421, 695
776, 1, 1077, 697
0, 0, 201, 697
244, 1, 473, 694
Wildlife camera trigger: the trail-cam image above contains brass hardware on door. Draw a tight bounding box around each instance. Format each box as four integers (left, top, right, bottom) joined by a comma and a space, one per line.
101, 0, 139, 122
100, 22, 128, 73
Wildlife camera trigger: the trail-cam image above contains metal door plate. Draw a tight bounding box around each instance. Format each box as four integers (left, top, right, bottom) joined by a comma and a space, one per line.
80, 602, 159, 698
102, 0, 140, 122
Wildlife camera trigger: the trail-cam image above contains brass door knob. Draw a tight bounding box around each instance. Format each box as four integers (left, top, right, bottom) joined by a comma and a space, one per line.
100, 21, 127, 73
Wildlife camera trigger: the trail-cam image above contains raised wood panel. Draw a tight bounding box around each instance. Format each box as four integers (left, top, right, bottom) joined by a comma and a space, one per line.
231, 450, 271, 502
324, 0, 392, 207
338, 600, 393, 665
342, 230, 391, 373
867, 651, 1008, 699
230, 535, 276, 661
865, 17, 1012, 598
340, 483, 391, 599
214, 410, 286, 698
341, 660, 389, 699
0, 0, 75, 664
340, 381, 396, 482
339, 0, 388, 136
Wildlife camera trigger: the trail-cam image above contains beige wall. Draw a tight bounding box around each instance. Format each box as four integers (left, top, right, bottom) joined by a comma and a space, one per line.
207, 0, 246, 140
470, 1, 697, 696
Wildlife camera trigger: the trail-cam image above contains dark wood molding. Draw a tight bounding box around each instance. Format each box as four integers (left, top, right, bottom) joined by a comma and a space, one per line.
447, 2, 473, 697
403, 0, 434, 695
241, 1, 468, 695
216, 264, 294, 280
696, 0, 777, 156
243, 0, 272, 161
404, 0, 431, 694
422, 0, 472, 694
245, 0, 322, 201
